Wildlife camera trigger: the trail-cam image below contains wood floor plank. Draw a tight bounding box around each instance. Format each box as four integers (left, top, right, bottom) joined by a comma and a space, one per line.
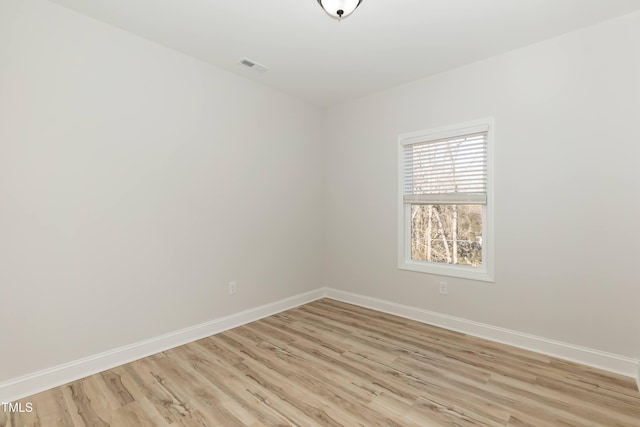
225, 328, 415, 427
5, 298, 640, 426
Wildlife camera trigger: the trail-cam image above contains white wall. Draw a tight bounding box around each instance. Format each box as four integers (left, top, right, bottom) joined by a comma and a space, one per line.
0, 0, 324, 382
324, 12, 640, 359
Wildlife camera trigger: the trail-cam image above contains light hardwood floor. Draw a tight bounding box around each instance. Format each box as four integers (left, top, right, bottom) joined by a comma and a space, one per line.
2, 299, 639, 426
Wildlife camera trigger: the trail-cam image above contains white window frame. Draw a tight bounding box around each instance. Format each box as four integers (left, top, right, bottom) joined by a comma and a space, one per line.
397, 118, 495, 282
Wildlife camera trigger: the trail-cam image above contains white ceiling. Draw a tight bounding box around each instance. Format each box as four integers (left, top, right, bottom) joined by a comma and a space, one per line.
50, 0, 640, 107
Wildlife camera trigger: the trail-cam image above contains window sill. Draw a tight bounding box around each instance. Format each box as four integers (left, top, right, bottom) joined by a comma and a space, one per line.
398, 260, 494, 282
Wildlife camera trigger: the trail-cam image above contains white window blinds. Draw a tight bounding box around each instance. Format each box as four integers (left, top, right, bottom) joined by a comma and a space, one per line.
403, 128, 488, 205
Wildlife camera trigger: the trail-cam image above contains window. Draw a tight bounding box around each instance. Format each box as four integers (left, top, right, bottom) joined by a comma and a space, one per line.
398, 119, 494, 281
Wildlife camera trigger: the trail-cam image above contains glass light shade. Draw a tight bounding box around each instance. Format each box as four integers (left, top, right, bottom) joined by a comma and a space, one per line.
317, 0, 362, 20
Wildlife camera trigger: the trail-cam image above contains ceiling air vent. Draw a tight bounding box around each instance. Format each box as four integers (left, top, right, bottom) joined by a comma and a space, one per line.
238, 57, 268, 73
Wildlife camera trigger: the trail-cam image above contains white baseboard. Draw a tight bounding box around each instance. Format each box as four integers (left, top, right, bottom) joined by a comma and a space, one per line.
3, 287, 639, 402
324, 288, 640, 380
0, 288, 325, 403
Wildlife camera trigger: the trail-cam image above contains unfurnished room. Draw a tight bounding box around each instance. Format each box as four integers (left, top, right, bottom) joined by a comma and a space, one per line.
1, 0, 640, 426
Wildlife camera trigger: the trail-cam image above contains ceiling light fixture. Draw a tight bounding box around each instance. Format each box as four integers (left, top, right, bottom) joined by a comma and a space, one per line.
317, 0, 362, 20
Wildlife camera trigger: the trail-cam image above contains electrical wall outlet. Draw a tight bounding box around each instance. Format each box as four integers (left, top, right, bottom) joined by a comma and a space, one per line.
439, 282, 448, 295
228, 281, 237, 295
